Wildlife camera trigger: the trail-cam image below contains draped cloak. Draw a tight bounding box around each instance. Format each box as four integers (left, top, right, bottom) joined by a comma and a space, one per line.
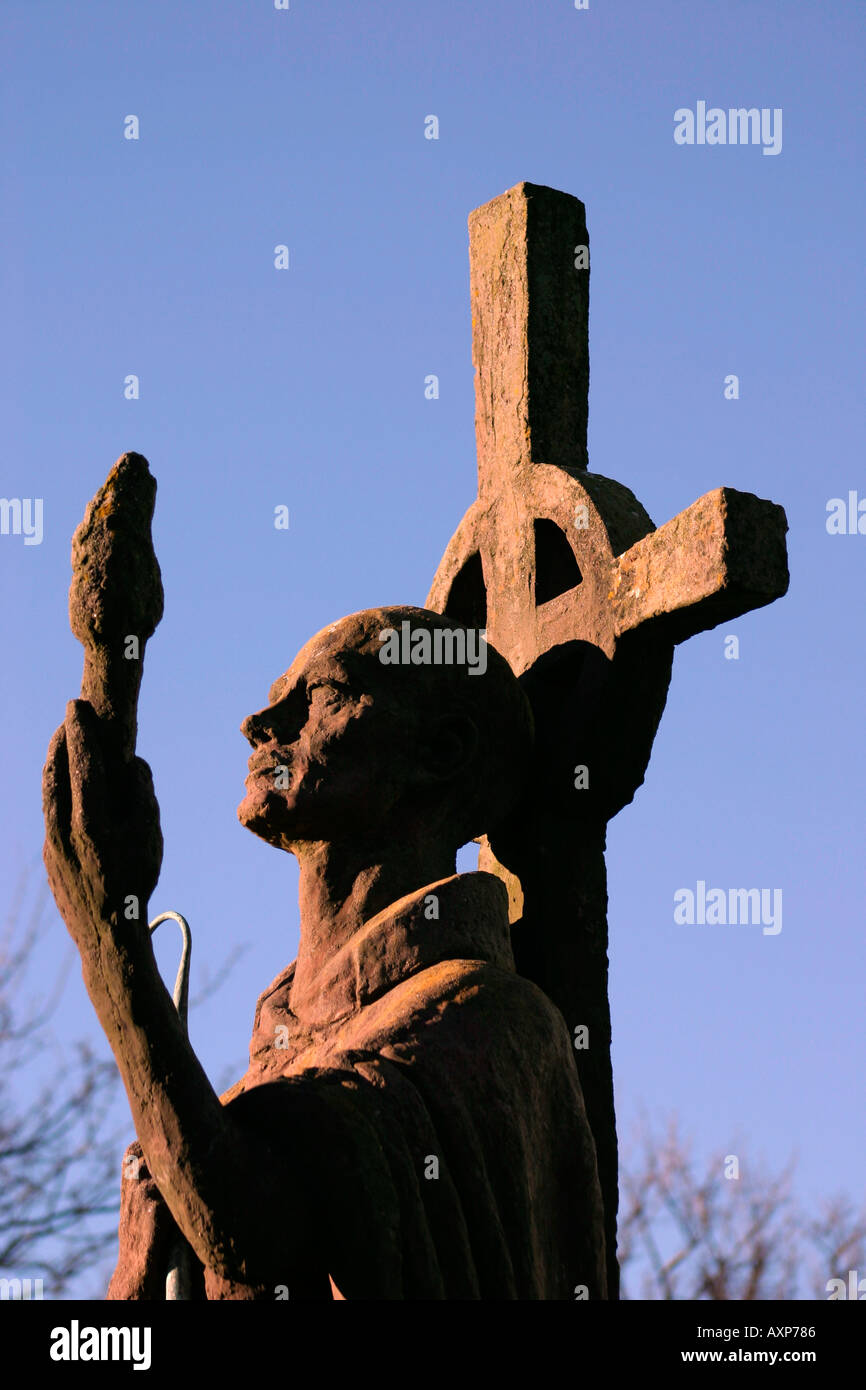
107, 871, 607, 1300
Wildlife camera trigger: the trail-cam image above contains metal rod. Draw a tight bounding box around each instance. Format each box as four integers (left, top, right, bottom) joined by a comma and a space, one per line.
148, 909, 194, 1300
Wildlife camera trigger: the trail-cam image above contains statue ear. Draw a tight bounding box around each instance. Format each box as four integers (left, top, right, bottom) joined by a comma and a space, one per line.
415, 713, 479, 787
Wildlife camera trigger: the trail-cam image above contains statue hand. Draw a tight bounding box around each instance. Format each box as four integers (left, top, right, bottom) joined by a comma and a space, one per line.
42, 698, 163, 952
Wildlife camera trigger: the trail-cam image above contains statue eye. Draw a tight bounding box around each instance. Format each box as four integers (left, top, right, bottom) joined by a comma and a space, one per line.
306, 681, 344, 703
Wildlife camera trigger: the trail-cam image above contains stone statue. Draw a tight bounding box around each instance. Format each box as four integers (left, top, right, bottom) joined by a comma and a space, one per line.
42, 183, 788, 1301
41, 455, 606, 1297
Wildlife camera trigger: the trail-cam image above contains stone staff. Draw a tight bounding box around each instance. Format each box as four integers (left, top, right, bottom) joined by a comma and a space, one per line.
68, 451, 164, 763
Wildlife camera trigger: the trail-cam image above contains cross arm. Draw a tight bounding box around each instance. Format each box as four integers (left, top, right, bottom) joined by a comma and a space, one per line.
609, 487, 789, 644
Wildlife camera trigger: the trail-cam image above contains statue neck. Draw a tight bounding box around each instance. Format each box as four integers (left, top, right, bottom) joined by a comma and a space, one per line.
290, 836, 457, 1005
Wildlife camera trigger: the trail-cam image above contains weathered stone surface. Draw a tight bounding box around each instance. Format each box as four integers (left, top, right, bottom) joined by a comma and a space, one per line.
428, 181, 789, 1297
107, 1144, 203, 1301
469, 182, 590, 480
44, 454, 165, 956
612, 487, 790, 643
40, 182, 789, 1306
44, 580, 605, 1299
111, 865, 607, 1300
69, 451, 163, 762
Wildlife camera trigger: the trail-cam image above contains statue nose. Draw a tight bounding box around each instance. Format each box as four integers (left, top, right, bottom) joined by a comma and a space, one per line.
241, 692, 302, 745
240, 710, 272, 745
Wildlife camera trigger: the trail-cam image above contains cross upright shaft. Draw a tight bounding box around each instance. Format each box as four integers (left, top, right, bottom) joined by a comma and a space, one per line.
470, 182, 590, 489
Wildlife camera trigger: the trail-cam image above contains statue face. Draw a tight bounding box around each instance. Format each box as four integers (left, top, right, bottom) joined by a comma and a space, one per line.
237, 615, 412, 849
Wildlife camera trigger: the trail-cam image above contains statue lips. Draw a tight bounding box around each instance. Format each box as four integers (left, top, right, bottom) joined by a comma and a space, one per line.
245, 751, 293, 786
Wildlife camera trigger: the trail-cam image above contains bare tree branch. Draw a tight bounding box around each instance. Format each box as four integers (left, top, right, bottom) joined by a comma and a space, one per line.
619, 1114, 866, 1300
0, 869, 242, 1297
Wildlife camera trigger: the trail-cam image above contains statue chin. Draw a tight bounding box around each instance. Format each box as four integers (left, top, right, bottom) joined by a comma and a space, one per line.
237, 785, 287, 837
237, 783, 325, 850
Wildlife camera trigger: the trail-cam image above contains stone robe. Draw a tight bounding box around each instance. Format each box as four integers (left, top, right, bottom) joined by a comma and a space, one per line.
108, 871, 606, 1300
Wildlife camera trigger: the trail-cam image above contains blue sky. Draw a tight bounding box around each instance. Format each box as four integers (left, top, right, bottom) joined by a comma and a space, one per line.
2, 0, 864, 1294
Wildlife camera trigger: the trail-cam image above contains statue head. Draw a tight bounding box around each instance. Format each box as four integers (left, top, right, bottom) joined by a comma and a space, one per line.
237, 607, 533, 858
